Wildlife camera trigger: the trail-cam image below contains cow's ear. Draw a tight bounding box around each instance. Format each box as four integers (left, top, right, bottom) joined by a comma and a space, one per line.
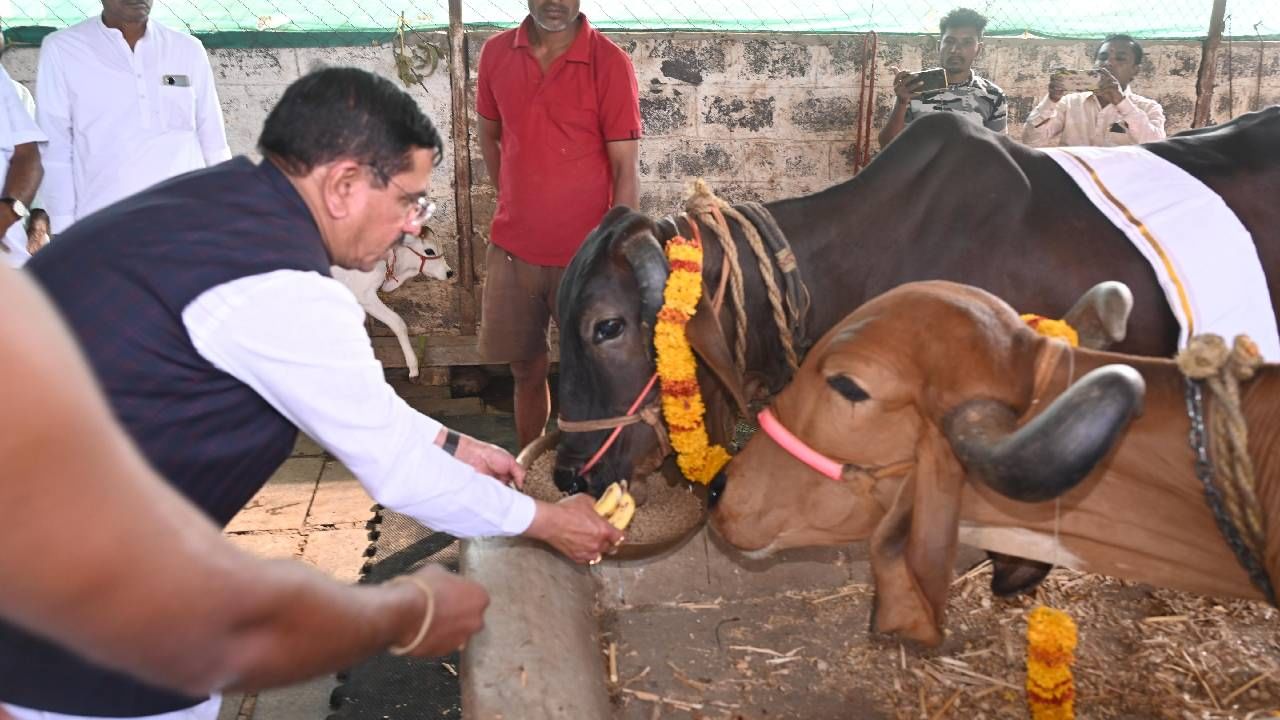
687, 289, 749, 416
599, 205, 635, 233
868, 422, 965, 647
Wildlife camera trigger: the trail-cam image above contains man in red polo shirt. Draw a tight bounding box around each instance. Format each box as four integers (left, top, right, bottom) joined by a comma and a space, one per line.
476, 0, 641, 450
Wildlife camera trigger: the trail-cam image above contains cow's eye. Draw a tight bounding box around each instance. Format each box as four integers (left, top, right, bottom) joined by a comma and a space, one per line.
423, 248, 438, 257
593, 318, 625, 343
827, 375, 869, 402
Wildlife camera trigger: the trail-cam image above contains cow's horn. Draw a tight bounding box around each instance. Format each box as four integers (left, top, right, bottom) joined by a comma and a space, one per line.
1063, 281, 1133, 350
619, 231, 670, 330
942, 364, 1145, 502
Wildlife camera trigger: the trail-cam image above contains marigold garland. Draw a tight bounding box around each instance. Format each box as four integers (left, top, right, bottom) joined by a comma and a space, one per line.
1021, 313, 1079, 347
654, 234, 732, 484
1026, 605, 1078, 720
1020, 311, 1079, 719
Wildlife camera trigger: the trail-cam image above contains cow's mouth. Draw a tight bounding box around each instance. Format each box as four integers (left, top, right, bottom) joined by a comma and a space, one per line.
553, 466, 589, 495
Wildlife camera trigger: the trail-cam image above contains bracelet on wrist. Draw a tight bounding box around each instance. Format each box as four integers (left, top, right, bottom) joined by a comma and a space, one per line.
388, 576, 435, 656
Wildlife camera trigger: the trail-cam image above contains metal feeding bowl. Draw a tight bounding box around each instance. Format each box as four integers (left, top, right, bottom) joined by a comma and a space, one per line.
516, 431, 707, 560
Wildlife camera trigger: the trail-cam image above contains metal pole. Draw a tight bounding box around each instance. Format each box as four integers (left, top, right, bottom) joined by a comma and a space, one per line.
448, 0, 478, 333
1192, 0, 1228, 128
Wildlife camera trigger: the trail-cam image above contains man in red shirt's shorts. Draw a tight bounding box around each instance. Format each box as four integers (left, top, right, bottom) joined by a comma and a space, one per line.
476, 0, 641, 450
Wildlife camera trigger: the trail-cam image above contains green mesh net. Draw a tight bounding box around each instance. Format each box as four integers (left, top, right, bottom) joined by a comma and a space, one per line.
4, 0, 1278, 47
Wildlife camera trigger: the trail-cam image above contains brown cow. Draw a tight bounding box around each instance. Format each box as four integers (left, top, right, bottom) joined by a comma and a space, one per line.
711, 280, 1278, 646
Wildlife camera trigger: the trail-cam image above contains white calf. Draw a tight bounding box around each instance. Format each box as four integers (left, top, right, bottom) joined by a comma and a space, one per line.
332, 229, 454, 378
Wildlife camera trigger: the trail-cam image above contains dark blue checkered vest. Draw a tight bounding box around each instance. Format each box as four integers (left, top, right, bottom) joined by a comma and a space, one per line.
0, 157, 332, 716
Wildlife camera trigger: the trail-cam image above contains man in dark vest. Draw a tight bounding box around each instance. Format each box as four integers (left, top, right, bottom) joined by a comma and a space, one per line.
0, 263, 489, 703
7, 66, 621, 720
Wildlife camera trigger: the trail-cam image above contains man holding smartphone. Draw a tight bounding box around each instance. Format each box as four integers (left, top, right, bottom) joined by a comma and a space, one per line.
878, 7, 1007, 146
1022, 34, 1166, 147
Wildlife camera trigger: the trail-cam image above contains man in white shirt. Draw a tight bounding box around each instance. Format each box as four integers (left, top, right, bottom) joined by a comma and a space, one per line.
0, 38, 44, 268
1022, 34, 1166, 148
35, 0, 231, 232
10, 78, 34, 119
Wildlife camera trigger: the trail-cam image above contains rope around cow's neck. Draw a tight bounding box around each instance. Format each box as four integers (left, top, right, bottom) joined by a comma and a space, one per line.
685, 179, 801, 376
561, 373, 670, 477
1177, 334, 1275, 605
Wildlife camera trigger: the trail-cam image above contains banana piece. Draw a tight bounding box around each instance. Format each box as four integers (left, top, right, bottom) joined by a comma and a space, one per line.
608, 492, 636, 531
594, 482, 623, 517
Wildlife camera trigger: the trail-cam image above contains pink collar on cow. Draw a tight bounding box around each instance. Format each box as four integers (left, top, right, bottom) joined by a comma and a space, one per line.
756, 408, 844, 481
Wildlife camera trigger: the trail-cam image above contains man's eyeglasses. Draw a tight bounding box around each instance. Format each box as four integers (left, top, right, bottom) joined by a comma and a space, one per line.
382, 172, 436, 226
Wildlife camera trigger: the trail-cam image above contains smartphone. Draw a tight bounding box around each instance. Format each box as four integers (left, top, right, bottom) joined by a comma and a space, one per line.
1053, 69, 1098, 93
914, 68, 948, 94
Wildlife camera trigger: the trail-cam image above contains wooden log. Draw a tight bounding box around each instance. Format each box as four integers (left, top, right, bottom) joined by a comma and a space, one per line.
1192, 0, 1228, 128
448, 0, 478, 334
420, 332, 561, 367
459, 537, 611, 720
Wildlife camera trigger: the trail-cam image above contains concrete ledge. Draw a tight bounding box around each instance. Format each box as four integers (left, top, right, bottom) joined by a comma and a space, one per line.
460, 537, 610, 720
595, 525, 864, 609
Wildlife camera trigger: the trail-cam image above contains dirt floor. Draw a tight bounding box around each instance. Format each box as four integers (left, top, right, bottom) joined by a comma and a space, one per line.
510, 392, 1279, 719
602, 560, 1280, 720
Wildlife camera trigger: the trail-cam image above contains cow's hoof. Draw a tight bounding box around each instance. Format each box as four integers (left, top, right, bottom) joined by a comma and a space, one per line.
989, 552, 1053, 596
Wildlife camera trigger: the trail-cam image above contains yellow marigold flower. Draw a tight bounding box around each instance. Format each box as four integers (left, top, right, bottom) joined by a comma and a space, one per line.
653, 234, 732, 485
1020, 313, 1079, 347
1027, 606, 1077, 720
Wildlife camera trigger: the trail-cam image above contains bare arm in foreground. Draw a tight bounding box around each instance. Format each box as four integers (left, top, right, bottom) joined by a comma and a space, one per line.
0, 266, 488, 696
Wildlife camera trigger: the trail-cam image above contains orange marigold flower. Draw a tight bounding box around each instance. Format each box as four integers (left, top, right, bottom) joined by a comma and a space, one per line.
653, 234, 731, 485
1020, 313, 1079, 347
1027, 606, 1077, 720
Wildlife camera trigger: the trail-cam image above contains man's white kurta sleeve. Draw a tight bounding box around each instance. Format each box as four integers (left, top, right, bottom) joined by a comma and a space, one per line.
183, 269, 536, 537
34, 41, 77, 232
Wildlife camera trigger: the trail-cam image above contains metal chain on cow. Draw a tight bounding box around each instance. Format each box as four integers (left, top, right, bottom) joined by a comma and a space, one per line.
1180, 335, 1267, 552
1177, 333, 1277, 605
684, 179, 802, 374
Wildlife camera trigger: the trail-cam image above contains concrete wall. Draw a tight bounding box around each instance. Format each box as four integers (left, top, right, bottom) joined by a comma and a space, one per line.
6, 32, 1279, 339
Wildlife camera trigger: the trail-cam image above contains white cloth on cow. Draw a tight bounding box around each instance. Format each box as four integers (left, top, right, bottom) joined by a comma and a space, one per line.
1043, 145, 1280, 359
183, 269, 537, 539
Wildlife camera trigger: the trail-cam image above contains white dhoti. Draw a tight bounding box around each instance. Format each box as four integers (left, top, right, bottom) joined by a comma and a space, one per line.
1043, 145, 1280, 359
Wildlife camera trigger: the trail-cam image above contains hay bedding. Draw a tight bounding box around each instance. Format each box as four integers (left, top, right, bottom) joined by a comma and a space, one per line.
865, 566, 1280, 719
519, 447, 1279, 716
524, 450, 704, 545
609, 563, 1280, 719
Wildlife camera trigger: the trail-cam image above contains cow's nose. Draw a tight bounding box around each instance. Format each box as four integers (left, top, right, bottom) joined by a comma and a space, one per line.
707, 470, 728, 509
446, 269, 456, 279
554, 466, 588, 495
